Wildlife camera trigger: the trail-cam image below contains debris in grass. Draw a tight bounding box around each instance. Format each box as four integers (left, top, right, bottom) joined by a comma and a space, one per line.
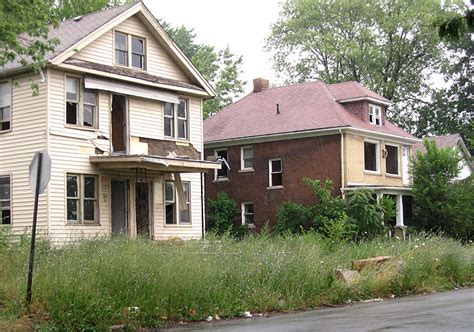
214, 315, 221, 320
244, 311, 252, 318
335, 269, 360, 286
351, 256, 392, 271
389, 294, 395, 298
206, 316, 213, 322
361, 298, 383, 303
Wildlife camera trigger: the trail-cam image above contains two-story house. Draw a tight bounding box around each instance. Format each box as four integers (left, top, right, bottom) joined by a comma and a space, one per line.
204, 79, 419, 231
0, 1, 220, 242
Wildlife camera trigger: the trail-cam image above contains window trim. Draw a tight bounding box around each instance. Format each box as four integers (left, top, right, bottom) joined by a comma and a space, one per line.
163, 98, 190, 141
369, 104, 382, 127
65, 173, 99, 225
164, 180, 192, 226
177, 98, 188, 140
214, 148, 229, 181
268, 158, 283, 188
113, 30, 147, 71
241, 202, 254, 225
64, 75, 99, 130
385, 143, 401, 176
0, 174, 12, 226
364, 139, 381, 174
240, 146, 254, 171
0, 80, 12, 134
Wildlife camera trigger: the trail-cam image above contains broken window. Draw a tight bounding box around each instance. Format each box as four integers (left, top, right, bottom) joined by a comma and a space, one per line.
164, 102, 174, 137
179, 182, 191, 224
0, 82, 11, 132
241, 146, 254, 170
165, 181, 191, 225
177, 99, 188, 139
164, 99, 188, 140
369, 104, 382, 126
242, 202, 254, 225
215, 148, 228, 180
386, 144, 399, 175
66, 174, 98, 224
66, 77, 97, 128
364, 141, 379, 172
115, 32, 146, 69
115, 32, 128, 66
131, 36, 145, 69
165, 181, 175, 224
66, 77, 79, 125
0, 176, 11, 225
269, 159, 283, 187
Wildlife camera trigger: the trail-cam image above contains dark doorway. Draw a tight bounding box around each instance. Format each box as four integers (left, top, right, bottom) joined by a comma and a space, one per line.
385, 194, 397, 228
111, 94, 127, 153
111, 180, 128, 235
402, 195, 414, 227
136, 182, 151, 237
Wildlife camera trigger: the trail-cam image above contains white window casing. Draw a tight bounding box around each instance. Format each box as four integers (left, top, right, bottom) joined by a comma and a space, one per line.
269, 158, 283, 188
385, 143, 400, 176
241, 202, 254, 225
165, 180, 191, 225
163, 98, 189, 140
66, 174, 99, 225
240, 146, 254, 171
214, 148, 229, 181
114, 31, 146, 70
369, 104, 382, 126
0, 175, 11, 225
0, 81, 12, 132
66, 76, 98, 128
364, 139, 380, 173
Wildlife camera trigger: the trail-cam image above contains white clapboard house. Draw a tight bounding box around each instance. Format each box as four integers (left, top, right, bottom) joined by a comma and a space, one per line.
0, 1, 220, 242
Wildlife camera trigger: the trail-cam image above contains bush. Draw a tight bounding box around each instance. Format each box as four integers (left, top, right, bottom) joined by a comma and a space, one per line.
276, 201, 313, 234
206, 192, 242, 236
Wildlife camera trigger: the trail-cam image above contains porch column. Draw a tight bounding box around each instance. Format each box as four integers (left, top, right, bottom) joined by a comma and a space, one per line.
396, 194, 404, 227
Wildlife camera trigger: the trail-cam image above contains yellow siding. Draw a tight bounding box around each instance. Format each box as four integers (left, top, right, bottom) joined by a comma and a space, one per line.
344, 133, 405, 187
0, 74, 48, 234
71, 14, 191, 83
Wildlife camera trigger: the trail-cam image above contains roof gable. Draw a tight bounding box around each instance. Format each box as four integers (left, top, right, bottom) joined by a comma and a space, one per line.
327, 81, 391, 105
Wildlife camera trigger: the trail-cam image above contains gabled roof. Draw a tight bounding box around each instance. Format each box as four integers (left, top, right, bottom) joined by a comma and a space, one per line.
413, 134, 471, 155
326, 81, 391, 105
1, 0, 215, 97
204, 80, 415, 144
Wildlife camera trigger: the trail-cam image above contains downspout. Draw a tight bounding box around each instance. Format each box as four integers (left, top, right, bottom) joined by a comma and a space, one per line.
340, 129, 345, 198
201, 172, 206, 240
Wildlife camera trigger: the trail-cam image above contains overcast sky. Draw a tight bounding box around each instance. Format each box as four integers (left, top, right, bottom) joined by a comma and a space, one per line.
143, 0, 281, 95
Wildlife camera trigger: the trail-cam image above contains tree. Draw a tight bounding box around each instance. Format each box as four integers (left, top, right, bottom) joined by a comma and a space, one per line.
55, 0, 133, 20
162, 23, 245, 118
266, 0, 468, 136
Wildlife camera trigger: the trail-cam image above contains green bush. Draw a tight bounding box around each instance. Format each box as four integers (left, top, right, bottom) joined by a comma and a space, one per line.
206, 192, 242, 236
276, 201, 313, 234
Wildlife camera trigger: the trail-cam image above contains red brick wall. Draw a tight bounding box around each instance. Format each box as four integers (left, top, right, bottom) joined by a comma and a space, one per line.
204, 134, 342, 231
342, 101, 386, 125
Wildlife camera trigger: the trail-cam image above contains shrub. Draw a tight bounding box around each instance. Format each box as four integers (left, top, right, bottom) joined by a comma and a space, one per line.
276, 201, 313, 234
206, 192, 241, 236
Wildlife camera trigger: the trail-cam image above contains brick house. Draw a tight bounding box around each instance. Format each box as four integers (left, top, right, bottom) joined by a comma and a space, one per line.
204, 79, 420, 231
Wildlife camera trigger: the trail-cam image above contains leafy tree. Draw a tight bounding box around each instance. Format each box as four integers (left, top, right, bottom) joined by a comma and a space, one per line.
207, 192, 242, 236
276, 201, 313, 234
162, 23, 245, 118
55, 0, 133, 20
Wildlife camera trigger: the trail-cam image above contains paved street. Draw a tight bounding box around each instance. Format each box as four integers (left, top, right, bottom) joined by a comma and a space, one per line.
160, 288, 474, 331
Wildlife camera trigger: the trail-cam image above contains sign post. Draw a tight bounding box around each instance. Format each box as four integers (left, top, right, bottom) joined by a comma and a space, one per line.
26, 151, 51, 307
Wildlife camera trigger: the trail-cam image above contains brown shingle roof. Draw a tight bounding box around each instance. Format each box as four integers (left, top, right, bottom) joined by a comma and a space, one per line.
204, 80, 414, 143
327, 81, 391, 103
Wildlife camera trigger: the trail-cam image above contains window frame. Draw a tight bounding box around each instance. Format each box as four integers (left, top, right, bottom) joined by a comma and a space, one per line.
65, 75, 98, 130
241, 202, 254, 225
0, 80, 12, 133
164, 180, 192, 226
0, 175, 12, 226
163, 98, 189, 141
385, 143, 400, 176
114, 30, 147, 70
364, 139, 381, 173
268, 158, 283, 188
240, 146, 254, 171
66, 173, 99, 225
214, 148, 229, 181
369, 104, 382, 126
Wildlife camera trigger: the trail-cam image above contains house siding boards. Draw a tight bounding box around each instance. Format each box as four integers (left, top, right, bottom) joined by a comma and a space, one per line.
0, 74, 48, 233
205, 135, 342, 229
71, 14, 191, 83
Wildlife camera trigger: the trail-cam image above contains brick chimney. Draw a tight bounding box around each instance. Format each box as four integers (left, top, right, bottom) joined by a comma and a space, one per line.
253, 78, 269, 93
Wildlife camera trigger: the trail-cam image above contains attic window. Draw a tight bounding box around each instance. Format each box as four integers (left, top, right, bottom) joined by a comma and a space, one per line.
115, 31, 146, 69
369, 104, 381, 126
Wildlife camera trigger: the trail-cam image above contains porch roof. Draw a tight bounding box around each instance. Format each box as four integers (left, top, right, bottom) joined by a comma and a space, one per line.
90, 155, 221, 173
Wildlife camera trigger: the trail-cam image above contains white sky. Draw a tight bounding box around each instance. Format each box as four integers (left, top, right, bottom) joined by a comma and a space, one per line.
143, 0, 281, 95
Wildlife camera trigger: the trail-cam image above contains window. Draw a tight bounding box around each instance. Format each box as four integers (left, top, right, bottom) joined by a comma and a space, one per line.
164, 98, 188, 140
269, 159, 283, 187
165, 181, 191, 225
66, 77, 97, 128
242, 202, 254, 225
215, 148, 228, 180
115, 31, 146, 69
241, 146, 254, 170
0, 176, 11, 225
66, 174, 98, 224
385, 144, 399, 175
364, 141, 380, 172
369, 104, 382, 126
0, 82, 11, 132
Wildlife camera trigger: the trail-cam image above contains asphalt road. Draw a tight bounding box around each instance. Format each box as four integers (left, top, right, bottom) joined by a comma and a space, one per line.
160, 288, 474, 331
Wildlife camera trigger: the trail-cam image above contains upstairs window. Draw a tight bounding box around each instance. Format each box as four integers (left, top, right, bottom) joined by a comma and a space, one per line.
0, 176, 11, 225
364, 140, 380, 172
269, 159, 283, 187
242, 202, 254, 225
385, 144, 399, 175
241, 146, 254, 171
164, 99, 188, 140
115, 31, 146, 69
165, 181, 191, 225
0, 82, 11, 132
66, 174, 98, 225
215, 148, 229, 180
66, 77, 97, 128
369, 104, 382, 126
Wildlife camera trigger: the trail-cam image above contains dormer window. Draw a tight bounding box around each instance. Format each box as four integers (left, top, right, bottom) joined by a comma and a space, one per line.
369, 104, 381, 126
115, 31, 146, 70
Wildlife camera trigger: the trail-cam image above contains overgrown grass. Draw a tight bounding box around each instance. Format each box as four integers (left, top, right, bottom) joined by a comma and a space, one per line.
0, 230, 473, 330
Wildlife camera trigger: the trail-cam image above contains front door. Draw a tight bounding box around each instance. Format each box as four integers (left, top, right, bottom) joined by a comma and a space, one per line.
136, 182, 151, 238
111, 180, 128, 235
111, 94, 128, 154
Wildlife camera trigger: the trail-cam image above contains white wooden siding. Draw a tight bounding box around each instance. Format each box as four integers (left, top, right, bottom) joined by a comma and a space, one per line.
0, 74, 48, 234
129, 97, 162, 140
71, 14, 191, 83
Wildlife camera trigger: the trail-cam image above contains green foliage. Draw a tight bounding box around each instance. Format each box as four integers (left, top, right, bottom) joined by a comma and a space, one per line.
55, 0, 133, 20
411, 140, 473, 239
319, 213, 356, 243
276, 201, 312, 234
206, 192, 241, 236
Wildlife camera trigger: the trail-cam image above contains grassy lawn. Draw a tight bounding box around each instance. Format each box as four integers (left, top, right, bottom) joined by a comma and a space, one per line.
0, 231, 473, 330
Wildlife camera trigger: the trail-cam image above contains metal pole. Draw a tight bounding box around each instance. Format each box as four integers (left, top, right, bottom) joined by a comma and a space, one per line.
26, 152, 42, 307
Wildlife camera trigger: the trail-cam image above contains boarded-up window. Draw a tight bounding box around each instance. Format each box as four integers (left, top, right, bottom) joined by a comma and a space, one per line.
386, 145, 399, 175
364, 141, 379, 172
0, 82, 11, 132
0, 176, 11, 225
269, 159, 283, 187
